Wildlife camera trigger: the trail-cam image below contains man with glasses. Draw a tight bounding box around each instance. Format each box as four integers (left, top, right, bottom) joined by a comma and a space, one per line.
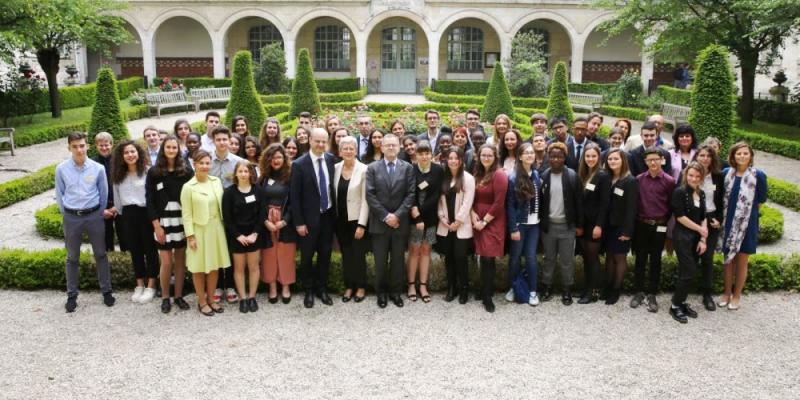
355, 115, 373, 160
628, 122, 673, 177
631, 147, 676, 313
417, 109, 452, 154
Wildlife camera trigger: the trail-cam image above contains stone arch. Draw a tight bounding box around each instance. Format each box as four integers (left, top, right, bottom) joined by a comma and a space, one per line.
218, 8, 289, 41
146, 8, 214, 36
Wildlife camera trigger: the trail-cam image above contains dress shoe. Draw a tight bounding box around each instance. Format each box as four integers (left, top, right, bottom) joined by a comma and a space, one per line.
444, 286, 457, 302
390, 294, 404, 308
670, 305, 688, 323
304, 292, 315, 308
630, 292, 645, 308
561, 291, 573, 306
342, 290, 352, 303
483, 298, 495, 313
604, 289, 620, 305
717, 296, 731, 308
541, 285, 553, 302
65, 295, 78, 313
161, 298, 171, 314
577, 291, 598, 304
317, 291, 333, 306
102, 292, 116, 307
281, 294, 292, 304
377, 293, 388, 308
681, 303, 698, 318
458, 287, 469, 304
239, 299, 249, 313
174, 297, 190, 310
268, 296, 279, 304
646, 294, 659, 313
702, 294, 717, 311
248, 298, 259, 312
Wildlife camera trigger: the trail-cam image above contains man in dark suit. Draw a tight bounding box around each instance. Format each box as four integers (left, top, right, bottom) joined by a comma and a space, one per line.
355, 115, 372, 160
566, 117, 590, 171
417, 109, 452, 154
627, 121, 673, 177
290, 128, 337, 308
365, 133, 416, 308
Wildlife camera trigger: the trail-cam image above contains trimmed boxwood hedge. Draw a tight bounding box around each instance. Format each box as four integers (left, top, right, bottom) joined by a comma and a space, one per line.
733, 128, 800, 160
152, 77, 360, 93
600, 105, 649, 121
656, 85, 692, 106
431, 79, 490, 95
568, 82, 616, 96
424, 89, 548, 109
35, 204, 62, 239
14, 122, 89, 147
747, 99, 800, 127
0, 164, 56, 209
1, 247, 797, 292
759, 205, 784, 244
767, 177, 800, 211
263, 87, 367, 105
688, 45, 736, 145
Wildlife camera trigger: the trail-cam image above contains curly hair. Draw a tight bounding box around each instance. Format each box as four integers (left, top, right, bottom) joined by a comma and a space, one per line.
111, 140, 147, 184
258, 143, 291, 185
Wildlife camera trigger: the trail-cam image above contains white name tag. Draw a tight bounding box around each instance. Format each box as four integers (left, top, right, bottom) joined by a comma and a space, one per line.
585, 183, 596, 191
656, 226, 667, 233
418, 180, 429, 190
156, 182, 164, 191
245, 195, 256, 203
693, 199, 701, 208
710, 184, 716, 190
83, 175, 96, 184
267, 179, 275, 185
614, 187, 624, 196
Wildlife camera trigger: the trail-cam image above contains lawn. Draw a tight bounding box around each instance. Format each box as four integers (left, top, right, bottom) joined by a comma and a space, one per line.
736, 120, 800, 141
6, 98, 139, 129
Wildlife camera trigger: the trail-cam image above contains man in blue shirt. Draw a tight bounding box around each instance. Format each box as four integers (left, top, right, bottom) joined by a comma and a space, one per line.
55, 132, 115, 312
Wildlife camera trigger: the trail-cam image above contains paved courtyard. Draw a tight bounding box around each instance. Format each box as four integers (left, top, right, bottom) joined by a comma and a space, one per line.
1, 290, 798, 399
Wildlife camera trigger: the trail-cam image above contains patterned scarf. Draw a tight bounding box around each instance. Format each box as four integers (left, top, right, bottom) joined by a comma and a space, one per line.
718, 167, 757, 264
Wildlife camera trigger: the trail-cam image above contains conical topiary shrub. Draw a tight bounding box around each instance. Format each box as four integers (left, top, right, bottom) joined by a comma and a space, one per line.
688, 44, 736, 146
546, 61, 574, 125
481, 62, 514, 122
88, 67, 128, 154
225, 50, 267, 130
289, 48, 321, 117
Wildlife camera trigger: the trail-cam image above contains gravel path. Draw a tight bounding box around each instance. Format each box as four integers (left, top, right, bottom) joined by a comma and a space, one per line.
1, 289, 798, 399
755, 150, 800, 186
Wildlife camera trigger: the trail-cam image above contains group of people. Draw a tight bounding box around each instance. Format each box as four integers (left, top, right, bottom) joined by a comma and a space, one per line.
56, 108, 768, 323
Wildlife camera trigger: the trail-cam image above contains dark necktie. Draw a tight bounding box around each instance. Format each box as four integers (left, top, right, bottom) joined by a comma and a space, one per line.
317, 158, 328, 211
388, 161, 395, 184
576, 144, 583, 160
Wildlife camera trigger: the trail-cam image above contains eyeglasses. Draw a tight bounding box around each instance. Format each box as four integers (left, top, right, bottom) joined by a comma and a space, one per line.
645, 158, 662, 163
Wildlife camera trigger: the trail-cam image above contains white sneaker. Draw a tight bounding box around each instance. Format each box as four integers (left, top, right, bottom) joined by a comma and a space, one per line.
131, 286, 144, 302
529, 291, 540, 306
138, 288, 156, 303
505, 288, 515, 302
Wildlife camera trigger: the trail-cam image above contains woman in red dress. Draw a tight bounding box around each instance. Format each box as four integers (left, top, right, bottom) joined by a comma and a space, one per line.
470, 144, 509, 313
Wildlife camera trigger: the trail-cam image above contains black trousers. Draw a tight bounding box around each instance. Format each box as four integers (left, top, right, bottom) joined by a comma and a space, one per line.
371, 229, 408, 295
442, 233, 469, 290
480, 257, 496, 299
338, 225, 368, 290
121, 205, 159, 281
103, 210, 126, 252
698, 226, 720, 294
633, 220, 667, 294
298, 210, 334, 291
672, 226, 700, 306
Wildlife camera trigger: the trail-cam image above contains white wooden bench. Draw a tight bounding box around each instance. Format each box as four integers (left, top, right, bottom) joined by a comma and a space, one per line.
145, 91, 192, 117
189, 87, 232, 112
568, 92, 603, 112
662, 102, 691, 127
0, 128, 15, 156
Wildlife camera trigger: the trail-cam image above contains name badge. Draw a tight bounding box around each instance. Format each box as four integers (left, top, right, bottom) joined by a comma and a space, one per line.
656, 226, 667, 233
156, 182, 164, 191
245, 195, 256, 203
614, 187, 624, 196
710, 184, 716, 190
268, 179, 275, 186
693, 199, 700, 208
83, 174, 96, 184
585, 183, 596, 191
418, 181, 429, 190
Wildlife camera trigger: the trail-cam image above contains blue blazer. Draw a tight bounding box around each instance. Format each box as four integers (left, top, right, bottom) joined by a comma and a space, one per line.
506, 169, 542, 234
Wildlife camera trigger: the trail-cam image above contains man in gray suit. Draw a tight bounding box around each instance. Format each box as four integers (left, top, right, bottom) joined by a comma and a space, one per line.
365, 134, 416, 308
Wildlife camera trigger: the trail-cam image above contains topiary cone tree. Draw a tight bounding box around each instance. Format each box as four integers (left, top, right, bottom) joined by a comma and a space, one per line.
289, 48, 321, 117
481, 62, 514, 123
225, 50, 267, 130
546, 61, 574, 125
88, 67, 128, 154
688, 44, 735, 146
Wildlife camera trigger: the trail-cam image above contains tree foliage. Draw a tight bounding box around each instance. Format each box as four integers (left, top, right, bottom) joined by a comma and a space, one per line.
0, 0, 130, 118
88, 67, 128, 154
545, 61, 574, 124
225, 51, 267, 131
254, 42, 288, 94
289, 48, 321, 117
506, 30, 549, 97
689, 45, 736, 146
593, 0, 800, 123
612, 70, 643, 107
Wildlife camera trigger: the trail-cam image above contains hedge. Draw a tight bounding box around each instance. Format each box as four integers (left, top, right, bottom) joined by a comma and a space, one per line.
152, 77, 231, 90
13, 104, 147, 148
546, 61, 574, 124
151, 77, 360, 93
758, 205, 784, 244
1, 247, 797, 293
747, 99, 800, 127
431, 79, 490, 95
424, 89, 548, 109
767, 177, 800, 211
600, 105, 649, 121
656, 85, 692, 106
688, 45, 736, 144
0, 164, 56, 209
568, 83, 616, 96
225, 51, 267, 132
35, 204, 63, 239
733, 128, 800, 160
88, 68, 129, 153
289, 49, 321, 116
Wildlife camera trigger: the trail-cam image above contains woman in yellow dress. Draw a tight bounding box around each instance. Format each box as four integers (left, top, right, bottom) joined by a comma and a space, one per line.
181, 150, 230, 316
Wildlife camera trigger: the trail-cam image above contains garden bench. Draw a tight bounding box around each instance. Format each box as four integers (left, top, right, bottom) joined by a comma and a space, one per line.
0, 128, 15, 156
189, 87, 232, 112
145, 91, 192, 117
662, 102, 691, 127
568, 92, 603, 112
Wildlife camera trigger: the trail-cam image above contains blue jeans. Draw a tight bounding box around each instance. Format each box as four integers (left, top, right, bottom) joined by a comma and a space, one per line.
508, 224, 540, 290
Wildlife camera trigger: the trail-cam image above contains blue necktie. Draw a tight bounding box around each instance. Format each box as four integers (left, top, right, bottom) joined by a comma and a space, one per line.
361, 137, 369, 158
388, 161, 395, 178
317, 158, 328, 211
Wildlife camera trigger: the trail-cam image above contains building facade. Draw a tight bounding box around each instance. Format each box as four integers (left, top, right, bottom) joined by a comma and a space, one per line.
69, 0, 797, 96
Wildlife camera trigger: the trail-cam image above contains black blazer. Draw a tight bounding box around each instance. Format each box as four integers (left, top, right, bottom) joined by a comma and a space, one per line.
588, 135, 610, 152
145, 167, 194, 222
565, 140, 580, 171
628, 145, 673, 177
581, 169, 611, 230
413, 163, 445, 227
261, 177, 295, 245
540, 167, 583, 233
606, 174, 640, 237
707, 171, 724, 223
290, 152, 337, 230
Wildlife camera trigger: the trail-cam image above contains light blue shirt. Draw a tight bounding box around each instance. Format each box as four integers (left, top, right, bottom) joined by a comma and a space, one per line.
55, 157, 108, 214
211, 150, 244, 188
148, 146, 159, 167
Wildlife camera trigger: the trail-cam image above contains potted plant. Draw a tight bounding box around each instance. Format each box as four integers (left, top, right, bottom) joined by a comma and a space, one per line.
65, 64, 78, 78
769, 70, 789, 102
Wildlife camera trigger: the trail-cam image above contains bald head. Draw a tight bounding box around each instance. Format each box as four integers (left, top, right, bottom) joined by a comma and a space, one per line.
310, 127, 329, 156
649, 114, 665, 133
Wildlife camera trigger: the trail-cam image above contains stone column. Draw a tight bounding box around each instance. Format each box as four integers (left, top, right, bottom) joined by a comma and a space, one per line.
356, 34, 368, 84
76, 44, 88, 84
285, 37, 297, 78
212, 32, 226, 79
570, 35, 586, 83
428, 32, 440, 85
641, 51, 654, 94
142, 31, 157, 85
